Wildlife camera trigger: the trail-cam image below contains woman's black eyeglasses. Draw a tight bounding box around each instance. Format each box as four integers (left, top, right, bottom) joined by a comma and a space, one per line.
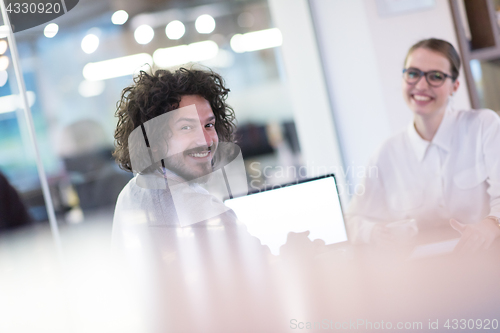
403, 68, 454, 87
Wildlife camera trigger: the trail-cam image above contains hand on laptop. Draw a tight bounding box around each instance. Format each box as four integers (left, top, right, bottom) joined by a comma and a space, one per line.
450, 218, 500, 253
279, 231, 326, 259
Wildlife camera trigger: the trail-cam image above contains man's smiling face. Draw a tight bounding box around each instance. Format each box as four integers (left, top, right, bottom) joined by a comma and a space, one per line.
163, 95, 219, 181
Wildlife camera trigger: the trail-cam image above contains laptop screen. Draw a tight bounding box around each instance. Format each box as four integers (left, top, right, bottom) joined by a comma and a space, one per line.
224, 175, 348, 255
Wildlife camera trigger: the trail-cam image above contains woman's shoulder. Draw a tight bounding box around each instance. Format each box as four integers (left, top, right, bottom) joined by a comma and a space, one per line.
453, 108, 500, 125
450, 108, 500, 138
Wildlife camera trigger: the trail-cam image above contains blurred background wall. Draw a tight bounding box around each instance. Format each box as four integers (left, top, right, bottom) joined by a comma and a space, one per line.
305, 0, 471, 184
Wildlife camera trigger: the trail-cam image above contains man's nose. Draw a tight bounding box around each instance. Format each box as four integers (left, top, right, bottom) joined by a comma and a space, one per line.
203, 128, 213, 147
194, 126, 213, 147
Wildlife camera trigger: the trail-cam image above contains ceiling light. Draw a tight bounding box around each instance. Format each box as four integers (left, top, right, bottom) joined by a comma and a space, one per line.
0, 56, 9, 71
0, 40, 7, 55
195, 14, 215, 34
0, 70, 7, 87
230, 34, 245, 53
200, 49, 235, 68
83, 53, 153, 81
153, 40, 218, 68
111, 10, 129, 25
165, 20, 185, 40
78, 80, 105, 97
0, 25, 8, 39
81, 34, 99, 54
134, 25, 154, 45
230, 28, 283, 53
153, 45, 188, 68
0, 91, 36, 115
44, 23, 59, 38
188, 40, 219, 62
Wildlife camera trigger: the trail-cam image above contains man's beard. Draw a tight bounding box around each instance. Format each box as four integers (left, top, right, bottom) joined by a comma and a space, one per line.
163, 145, 215, 182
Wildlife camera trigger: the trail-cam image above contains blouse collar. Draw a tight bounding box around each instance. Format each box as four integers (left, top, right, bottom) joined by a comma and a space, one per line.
407, 107, 455, 162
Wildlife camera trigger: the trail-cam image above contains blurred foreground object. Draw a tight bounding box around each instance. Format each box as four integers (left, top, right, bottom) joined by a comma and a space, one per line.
0, 170, 31, 230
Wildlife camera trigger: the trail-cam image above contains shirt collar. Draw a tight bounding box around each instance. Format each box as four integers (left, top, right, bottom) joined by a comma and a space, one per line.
135, 168, 185, 189
407, 122, 430, 162
407, 107, 455, 162
431, 107, 454, 153
162, 168, 185, 183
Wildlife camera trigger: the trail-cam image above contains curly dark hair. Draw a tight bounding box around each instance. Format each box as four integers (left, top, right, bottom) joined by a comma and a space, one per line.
113, 67, 236, 172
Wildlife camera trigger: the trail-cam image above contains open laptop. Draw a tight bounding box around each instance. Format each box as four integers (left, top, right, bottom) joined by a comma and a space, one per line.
224, 174, 348, 255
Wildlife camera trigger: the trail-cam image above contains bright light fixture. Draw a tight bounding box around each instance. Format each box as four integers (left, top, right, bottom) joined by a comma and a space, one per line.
83, 53, 153, 81
195, 14, 216, 34
44, 23, 59, 38
0, 25, 8, 39
0, 91, 36, 115
188, 40, 219, 62
134, 25, 154, 45
0, 70, 7, 87
165, 20, 185, 40
230, 28, 283, 53
81, 34, 100, 54
201, 49, 235, 68
153, 40, 219, 68
153, 45, 188, 68
78, 80, 105, 97
111, 10, 129, 25
0, 40, 7, 55
230, 34, 245, 53
0, 56, 9, 71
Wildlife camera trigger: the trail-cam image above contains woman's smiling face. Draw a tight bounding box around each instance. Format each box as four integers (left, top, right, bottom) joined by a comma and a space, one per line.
402, 47, 459, 118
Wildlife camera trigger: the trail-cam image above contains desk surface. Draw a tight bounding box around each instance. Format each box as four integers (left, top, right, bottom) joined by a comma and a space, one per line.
114, 216, 500, 333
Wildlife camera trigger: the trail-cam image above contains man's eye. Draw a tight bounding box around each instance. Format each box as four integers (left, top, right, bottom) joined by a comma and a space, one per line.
181, 126, 191, 130
206, 123, 215, 128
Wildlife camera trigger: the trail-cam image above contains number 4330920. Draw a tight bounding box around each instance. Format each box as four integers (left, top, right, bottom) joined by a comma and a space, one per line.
444, 318, 498, 330
6, 2, 62, 14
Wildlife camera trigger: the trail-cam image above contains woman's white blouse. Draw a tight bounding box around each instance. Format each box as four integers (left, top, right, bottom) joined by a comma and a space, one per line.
346, 108, 500, 244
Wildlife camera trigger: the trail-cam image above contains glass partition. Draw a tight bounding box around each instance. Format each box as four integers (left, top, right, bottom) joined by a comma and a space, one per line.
0, 0, 302, 330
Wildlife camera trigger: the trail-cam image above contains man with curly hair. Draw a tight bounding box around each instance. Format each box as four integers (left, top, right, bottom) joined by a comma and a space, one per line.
110, 67, 335, 332
113, 67, 236, 175
112, 67, 244, 229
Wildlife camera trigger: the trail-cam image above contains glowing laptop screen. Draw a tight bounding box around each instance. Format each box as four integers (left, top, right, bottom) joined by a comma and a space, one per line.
224, 176, 347, 255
